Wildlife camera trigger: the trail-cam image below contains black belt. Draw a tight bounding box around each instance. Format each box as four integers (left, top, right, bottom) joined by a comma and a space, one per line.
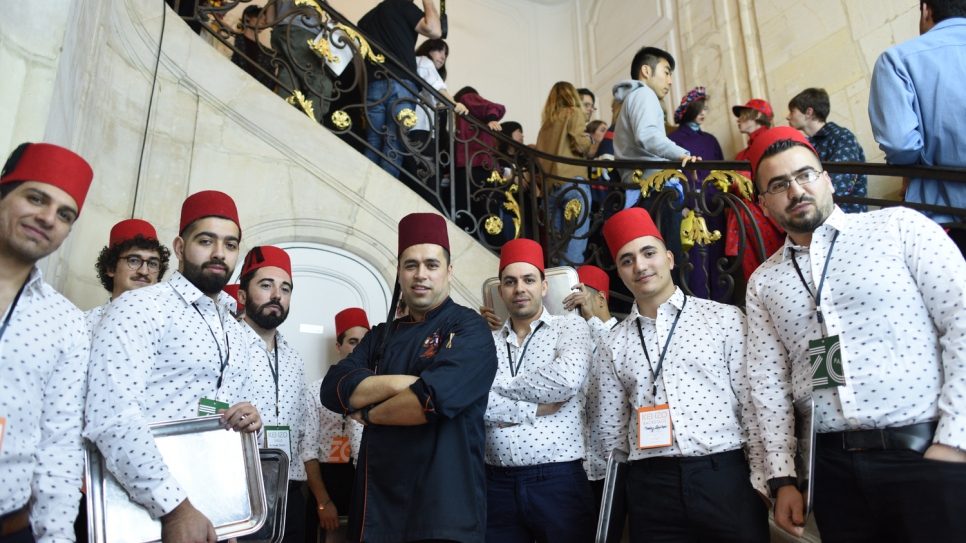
817, 421, 937, 453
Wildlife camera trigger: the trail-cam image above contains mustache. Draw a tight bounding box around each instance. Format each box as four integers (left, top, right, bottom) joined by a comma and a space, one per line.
786, 194, 815, 213
258, 301, 283, 313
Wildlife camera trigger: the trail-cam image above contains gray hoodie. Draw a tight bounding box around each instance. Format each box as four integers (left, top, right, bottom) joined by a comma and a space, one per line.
612, 80, 688, 184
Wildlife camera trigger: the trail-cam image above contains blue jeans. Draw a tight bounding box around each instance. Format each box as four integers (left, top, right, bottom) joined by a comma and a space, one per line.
485, 460, 596, 543
549, 181, 590, 266
364, 79, 416, 178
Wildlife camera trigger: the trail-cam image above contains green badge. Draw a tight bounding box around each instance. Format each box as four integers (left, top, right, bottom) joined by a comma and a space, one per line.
264, 425, 292, 460
808, 335, 846, 390
198, 398, 230, 417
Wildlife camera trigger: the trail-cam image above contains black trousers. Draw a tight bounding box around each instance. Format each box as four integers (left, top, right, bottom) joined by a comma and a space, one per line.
813, 445, 966, 543
626, 449, 768, 543
0, 529, 33, 543
283, 480, 306, 543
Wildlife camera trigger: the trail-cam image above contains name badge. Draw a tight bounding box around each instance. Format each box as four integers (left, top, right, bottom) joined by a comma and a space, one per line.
327, 436, 350, 464
0, 416, 6, 454
637, 404, 673, 449
808, 335, 846, 390
198, 398, 230, 417
265, 425, 292, 460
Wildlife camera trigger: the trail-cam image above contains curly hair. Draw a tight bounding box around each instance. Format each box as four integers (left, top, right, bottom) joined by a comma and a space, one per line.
94, 235, 171, 292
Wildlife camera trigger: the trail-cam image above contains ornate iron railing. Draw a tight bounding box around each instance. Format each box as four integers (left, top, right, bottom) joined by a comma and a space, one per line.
183, 0, 966, 310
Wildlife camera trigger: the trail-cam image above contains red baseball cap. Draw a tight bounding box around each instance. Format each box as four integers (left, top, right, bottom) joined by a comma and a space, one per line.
240, 246, 292, 281
398, 213, 450, 256
499, 239, 544, 275
746, 126, 819, 183
732, 99, 774, 121
577, 265, 609, 299
179, 190, 241, 239
0, 143, 93, 215
335, 307, 370, 338
109, 219, 157, 248
602, 207, 664, 261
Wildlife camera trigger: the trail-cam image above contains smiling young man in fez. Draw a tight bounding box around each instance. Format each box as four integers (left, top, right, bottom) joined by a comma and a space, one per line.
320, 212, 498, 543
744, 127, 966, 542
85, 190, 263, 543
590, 206, 768, 543
86, 218, 170, 333
0, 143, 92, 543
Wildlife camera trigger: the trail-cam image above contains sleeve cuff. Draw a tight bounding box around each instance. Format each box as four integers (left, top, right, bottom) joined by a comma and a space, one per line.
410, 380, 439, 423
765, 452, 797, 481
486, 114, 499, 122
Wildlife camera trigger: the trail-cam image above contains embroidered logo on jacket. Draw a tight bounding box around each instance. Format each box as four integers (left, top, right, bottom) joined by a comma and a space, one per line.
420, 332, 441, 358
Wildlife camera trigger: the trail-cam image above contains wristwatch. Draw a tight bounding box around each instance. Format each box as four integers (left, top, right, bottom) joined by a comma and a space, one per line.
318, 499, 332, 511
767, 476, 798, 496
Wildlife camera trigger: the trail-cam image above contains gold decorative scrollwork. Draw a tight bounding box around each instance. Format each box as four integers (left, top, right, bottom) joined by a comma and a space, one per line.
681, 210, 722, 251
706, 170, 755, 201
564, 199, 582, 222
307, 37, 338, 64
485, 216, 504, 236
632, 169, 689, 199
331, 110, 351, 130
503, 184, 522, 239
293, 0, 326, 19
397, 108, 417, 129
285, 91, 315, 120
335, 24, 385, 64
487, 170, 504, 184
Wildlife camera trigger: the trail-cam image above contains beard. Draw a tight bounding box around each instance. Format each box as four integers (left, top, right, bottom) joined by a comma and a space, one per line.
182, 258, 232, 294
245, 296, 289, 330
779, 193, 834, 235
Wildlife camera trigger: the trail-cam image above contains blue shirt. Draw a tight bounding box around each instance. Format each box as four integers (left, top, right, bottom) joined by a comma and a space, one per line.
869, 18, 966, 223
808, 122, 868, 213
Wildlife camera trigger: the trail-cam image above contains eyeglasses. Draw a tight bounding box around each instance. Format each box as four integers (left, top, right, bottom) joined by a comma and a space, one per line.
763, 170, 824, 195
582, 102, 597, 111
122, 255, 161, 274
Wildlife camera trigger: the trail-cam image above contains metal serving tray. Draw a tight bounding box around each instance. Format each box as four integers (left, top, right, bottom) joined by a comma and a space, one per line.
86, 416, 268, 543
595, 449, 630, 543
482, 266, 580, 322
240, 448, 290, 543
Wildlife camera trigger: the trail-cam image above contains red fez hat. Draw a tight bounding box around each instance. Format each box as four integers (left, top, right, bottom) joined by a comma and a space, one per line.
577, 265, 610, 300
179, 190, 241, 239
398, 213, 449, 256
603, 207, 664, 261
222, 284, 242, 311
241, 245, 292, 280
335, 307, 370, 339
499, 238, 545, 275
109, 219, 157, 247
746, 126, 819, 182
0, 143, 93, 215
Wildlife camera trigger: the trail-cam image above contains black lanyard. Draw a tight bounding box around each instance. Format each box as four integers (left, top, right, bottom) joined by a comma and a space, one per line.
790, 231, 839, 324
506, 321, 546, 378
637, 296, 688, 399
263, 338, 280, 421
191, 303, 230, 390
0, 277, 29, 345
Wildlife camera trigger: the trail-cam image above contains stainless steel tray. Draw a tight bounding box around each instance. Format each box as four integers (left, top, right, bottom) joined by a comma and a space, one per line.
86, 416, 268, 543
482, 266, 580, 323
240, 448, 290, 543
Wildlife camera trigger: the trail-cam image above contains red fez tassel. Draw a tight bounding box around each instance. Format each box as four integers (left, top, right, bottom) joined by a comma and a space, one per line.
577, 265, 610, 300
499, 239, 545, 275
222, 284, 242, 311
602, 207, 664, 261
241, 246, 292, 280
179, 190, 241, 239
398, 213, 450, 256
109, 219, 157, 247
0, 143, 93, 215
335, 307, 370, 338
746, 126, 818, 182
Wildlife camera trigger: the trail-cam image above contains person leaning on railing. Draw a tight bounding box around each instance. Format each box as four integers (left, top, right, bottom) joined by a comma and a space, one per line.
263, 1, 333, 123
535, 82, 594, 266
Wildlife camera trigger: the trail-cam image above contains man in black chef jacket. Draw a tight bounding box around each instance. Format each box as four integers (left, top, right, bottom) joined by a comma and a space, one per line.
321, 212, 498, 543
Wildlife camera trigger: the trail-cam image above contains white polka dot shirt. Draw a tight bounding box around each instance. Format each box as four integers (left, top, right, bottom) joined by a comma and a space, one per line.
301, 378, 363, 467
746, 206, 966, 480
243, 325, 308, 481
484, 310, 593, 467
583, 315, 618, 480
83, 299, 110, 338
0, 267, 88, 543
84, 272, 254, 518
590, 288, 766, 494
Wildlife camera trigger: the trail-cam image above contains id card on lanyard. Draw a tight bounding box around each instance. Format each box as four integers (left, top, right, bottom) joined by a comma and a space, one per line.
791, 232, 846, 390
635, 296, 686, 449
